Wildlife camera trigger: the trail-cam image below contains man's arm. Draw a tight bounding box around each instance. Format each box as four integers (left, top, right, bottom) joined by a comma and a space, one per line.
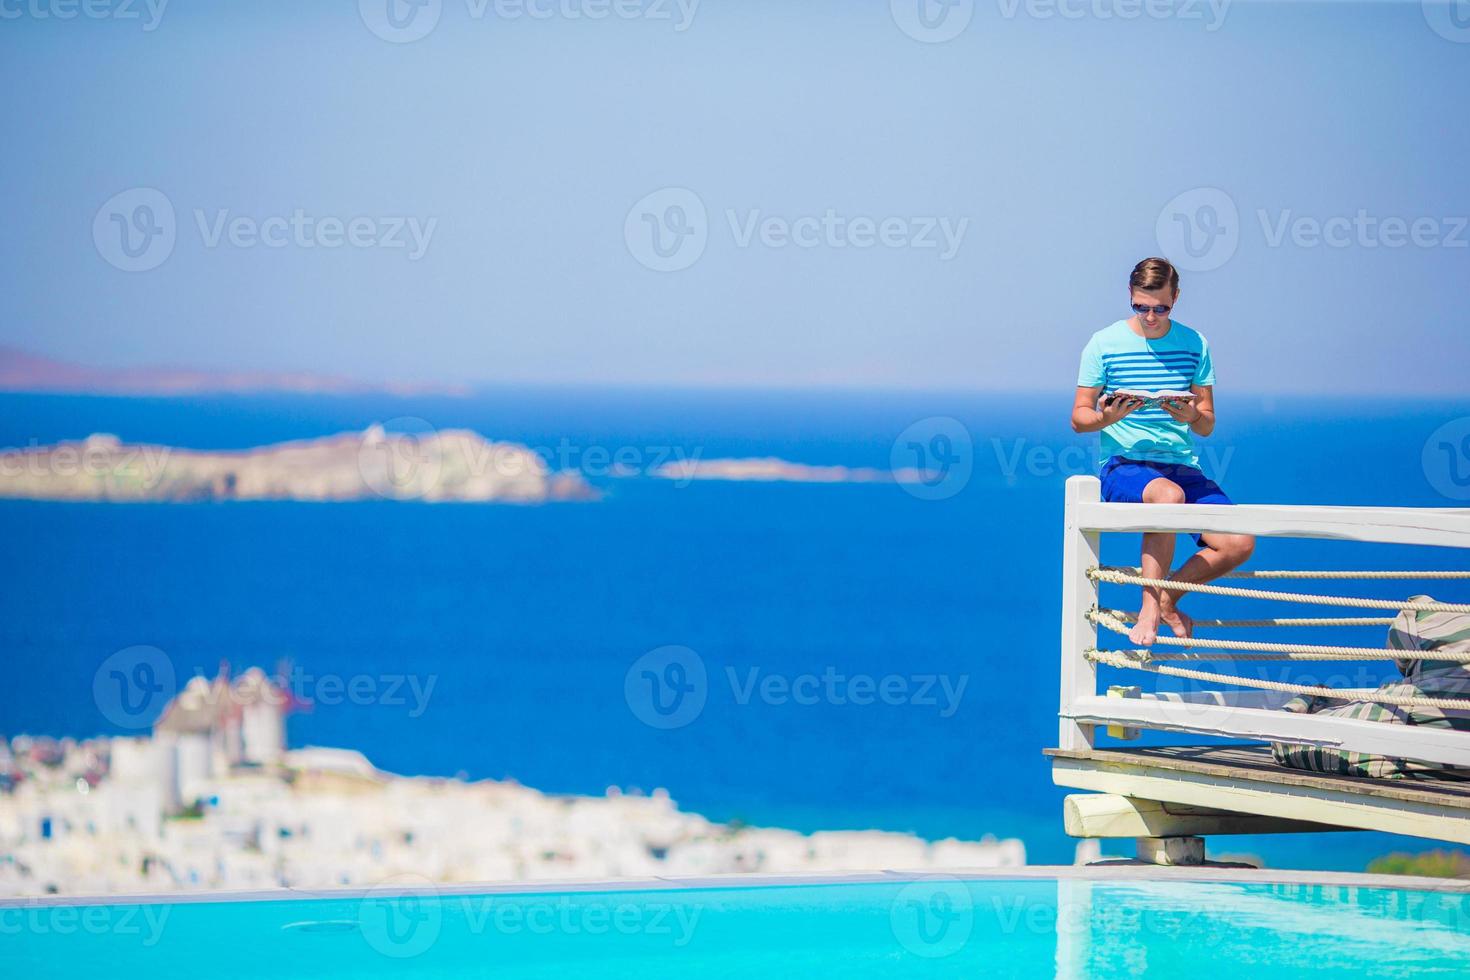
1072, 386, 1142, 434
1160, 385, 1215, 436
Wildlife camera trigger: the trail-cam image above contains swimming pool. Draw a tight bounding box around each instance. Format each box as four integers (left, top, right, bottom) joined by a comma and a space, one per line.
4, 869, 1468, 978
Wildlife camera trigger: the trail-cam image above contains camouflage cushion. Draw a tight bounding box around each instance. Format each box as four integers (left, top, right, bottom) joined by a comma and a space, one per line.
1270, 598, 1470, 780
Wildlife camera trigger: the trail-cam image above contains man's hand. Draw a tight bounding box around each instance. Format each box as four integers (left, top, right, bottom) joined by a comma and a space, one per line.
1099, 393, 1144, 426
1159, 397, 1201, 424
1072, 386, 1143, 433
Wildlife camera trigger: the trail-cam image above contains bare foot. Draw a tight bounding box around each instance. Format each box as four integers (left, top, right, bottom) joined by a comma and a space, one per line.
1159, 602, 1193, 640
1128, 608, 1159, 646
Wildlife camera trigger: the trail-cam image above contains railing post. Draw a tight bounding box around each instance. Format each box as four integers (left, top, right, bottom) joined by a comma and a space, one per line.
1060, 476, 1102, 751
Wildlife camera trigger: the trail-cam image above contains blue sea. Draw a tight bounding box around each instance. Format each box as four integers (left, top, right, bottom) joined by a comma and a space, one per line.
2, 390, 1468, 869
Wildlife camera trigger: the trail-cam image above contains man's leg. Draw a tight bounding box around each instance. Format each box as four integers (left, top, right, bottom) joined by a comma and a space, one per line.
1128, 478, 1185, 645
1158, 532, 1256, 638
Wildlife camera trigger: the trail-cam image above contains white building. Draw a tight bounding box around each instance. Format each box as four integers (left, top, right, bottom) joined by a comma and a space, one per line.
151, 666, 289, 813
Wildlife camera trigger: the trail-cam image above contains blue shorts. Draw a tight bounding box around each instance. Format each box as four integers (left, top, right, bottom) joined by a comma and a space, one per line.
1099, 456, 1233, 547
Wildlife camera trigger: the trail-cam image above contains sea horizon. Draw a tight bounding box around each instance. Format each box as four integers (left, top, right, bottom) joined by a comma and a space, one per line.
4, 388, 1469, 872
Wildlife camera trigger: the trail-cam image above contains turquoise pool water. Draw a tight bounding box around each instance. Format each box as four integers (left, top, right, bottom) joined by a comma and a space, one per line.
4, 876, 1469, 978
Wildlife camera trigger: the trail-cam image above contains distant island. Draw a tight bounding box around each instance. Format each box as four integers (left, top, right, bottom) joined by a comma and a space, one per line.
0, 428, 594, 503
652, 456, 936, 486
0, 346, 470, 398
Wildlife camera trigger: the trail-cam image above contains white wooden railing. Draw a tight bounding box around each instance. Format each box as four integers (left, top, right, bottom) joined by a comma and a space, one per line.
1058, 475, 1470, 768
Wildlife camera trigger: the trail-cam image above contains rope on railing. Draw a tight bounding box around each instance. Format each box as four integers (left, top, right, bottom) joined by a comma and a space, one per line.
1085, 649, 1470, 711
1099, 566, 1470, 581
1096, 607, 1396, 629
1087, 567, 1470, 613
1086, 608, 1454, 659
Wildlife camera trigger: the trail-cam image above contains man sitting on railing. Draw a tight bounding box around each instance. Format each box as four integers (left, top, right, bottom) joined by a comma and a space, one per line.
1071, 257, 1255, 646
1271, 603, 1470, 780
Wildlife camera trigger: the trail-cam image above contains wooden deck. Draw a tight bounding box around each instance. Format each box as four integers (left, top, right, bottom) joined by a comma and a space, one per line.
1047, 744, 1470, 844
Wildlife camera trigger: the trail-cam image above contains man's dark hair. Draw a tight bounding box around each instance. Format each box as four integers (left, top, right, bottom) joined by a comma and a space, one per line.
1129, 257, 1180, 295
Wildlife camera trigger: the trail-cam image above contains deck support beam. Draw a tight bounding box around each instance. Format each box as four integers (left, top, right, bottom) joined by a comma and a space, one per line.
1064, 793, 1351, 839
1050, 748, 1470, 845
1136, 836, 1205, 866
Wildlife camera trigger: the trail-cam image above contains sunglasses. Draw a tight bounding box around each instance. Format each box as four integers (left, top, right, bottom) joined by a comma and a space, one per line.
1131, 303, 1172, 315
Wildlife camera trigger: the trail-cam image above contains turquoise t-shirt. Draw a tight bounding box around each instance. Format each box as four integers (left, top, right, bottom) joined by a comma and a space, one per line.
1076, 319, 1215, 466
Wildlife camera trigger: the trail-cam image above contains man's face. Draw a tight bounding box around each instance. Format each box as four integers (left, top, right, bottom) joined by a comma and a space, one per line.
1130, 287, 1178, 329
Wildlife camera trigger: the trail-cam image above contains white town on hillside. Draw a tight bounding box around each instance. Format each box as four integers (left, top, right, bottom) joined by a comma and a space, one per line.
0, 668, 1025, 896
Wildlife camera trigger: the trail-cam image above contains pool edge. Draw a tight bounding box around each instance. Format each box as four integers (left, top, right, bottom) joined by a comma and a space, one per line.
4, 864, 1469, 908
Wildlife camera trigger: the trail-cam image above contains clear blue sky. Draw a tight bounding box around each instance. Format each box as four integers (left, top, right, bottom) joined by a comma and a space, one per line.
2, 0, 1467, 394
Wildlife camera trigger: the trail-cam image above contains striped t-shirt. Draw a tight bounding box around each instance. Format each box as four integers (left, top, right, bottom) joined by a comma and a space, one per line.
1076, 319, 1215, 466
